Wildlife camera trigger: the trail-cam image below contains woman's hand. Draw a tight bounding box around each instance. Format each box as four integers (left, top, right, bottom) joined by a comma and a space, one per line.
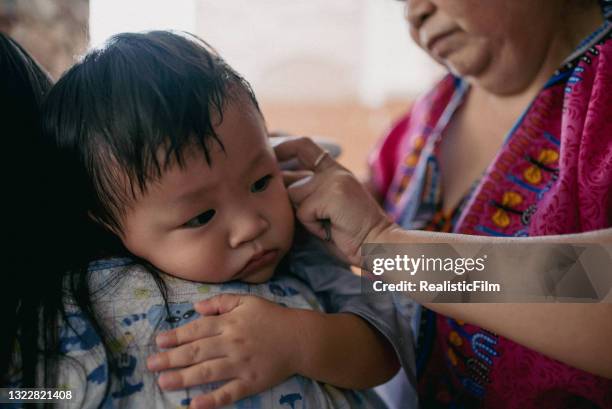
275, 137, 395, 266
146, 294, 298, 409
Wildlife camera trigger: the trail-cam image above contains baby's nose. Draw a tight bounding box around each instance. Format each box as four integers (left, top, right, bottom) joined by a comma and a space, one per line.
228, 211, 269, 248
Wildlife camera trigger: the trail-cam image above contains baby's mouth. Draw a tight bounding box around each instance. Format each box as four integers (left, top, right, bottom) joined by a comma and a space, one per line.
234, 249, 279, 279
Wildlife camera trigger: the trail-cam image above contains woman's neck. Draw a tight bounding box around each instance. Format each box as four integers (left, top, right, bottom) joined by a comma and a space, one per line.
561, 0, 605, 52
476, 0, 603, 111
534, 0, 604, 90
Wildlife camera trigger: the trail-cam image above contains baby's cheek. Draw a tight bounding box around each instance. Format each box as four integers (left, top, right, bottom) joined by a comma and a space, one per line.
188, 240, 236, 282
157, 236, 232, 283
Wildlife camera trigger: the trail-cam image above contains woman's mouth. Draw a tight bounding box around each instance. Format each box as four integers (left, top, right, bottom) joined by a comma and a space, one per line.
235, 249, 279, 279
424, 28, 461, 58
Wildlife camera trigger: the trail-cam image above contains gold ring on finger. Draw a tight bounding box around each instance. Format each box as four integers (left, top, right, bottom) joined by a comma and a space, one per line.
313, 150, 329, 169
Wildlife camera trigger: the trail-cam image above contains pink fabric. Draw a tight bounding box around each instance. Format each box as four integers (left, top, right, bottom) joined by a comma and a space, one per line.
455, 39, 612, 237
370, 36, 612, 408
369, 114, 411, 200
530, 43, 612, 234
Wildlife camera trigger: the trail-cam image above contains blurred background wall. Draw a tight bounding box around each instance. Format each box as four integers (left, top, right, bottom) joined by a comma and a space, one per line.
0, 0, 88, 79
1, 0, 444, 177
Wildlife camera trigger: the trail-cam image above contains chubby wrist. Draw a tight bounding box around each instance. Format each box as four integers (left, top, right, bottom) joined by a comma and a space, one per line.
267, 305, 311, 377
288, 308, 328, 377
289, 310, 399, 388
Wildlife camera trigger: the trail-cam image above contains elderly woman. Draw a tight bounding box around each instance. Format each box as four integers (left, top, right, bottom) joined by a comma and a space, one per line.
275, 0, 612, 407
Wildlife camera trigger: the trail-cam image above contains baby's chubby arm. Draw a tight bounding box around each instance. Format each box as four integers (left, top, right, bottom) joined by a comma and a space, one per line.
279, 305, 401, 388
286, 232, 414, 381
146, 293, 399, 409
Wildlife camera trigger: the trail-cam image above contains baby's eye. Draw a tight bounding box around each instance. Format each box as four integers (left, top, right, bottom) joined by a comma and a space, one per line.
184, 209, 216, 228
251, 175, 272, 193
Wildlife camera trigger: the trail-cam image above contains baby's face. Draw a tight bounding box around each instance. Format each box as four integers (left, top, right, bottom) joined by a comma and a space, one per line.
117, 99, 295, 283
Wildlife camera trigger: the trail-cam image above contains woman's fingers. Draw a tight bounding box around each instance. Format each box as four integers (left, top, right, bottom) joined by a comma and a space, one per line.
275, 135, 392, 266
147, 336, 225, 371
158, 357, 235, 390
287, 167, 351, 211
156, 315, 221, 348
294, 189, 330, 238
268, 130, 290, 138
189, 380, 249, 409
281, 170, 313, 187
286, 173, 320, 206
273, 137, 337, 172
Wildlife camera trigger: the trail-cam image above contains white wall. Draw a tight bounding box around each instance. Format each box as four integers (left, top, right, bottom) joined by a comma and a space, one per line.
89, 0, 197, 47
89, 0, 444, 106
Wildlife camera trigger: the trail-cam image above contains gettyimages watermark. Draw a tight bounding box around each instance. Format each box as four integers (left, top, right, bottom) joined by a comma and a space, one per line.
361, 243, 612, 302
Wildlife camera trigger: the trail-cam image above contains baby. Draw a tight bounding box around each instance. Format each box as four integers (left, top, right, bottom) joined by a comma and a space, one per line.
42, 31, 414, 409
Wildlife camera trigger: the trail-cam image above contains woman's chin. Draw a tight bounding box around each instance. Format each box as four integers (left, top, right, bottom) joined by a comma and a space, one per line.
445, 48, 534, 95
444, 48, 491, 81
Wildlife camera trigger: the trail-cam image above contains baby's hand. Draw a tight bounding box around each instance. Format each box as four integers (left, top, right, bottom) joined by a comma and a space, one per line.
146, 294, 300, 409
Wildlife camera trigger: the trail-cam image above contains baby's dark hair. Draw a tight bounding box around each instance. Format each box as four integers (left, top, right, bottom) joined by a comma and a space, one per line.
40, 31, 261, 403
44, 30, 260, 233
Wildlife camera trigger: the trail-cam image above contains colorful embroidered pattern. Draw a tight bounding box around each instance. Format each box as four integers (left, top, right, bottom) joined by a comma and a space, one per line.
369, 22, 612, 409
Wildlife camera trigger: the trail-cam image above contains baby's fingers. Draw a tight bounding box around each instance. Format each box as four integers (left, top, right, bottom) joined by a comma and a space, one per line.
189, 380, 250, 409
147, 337, 225, 371
194, 293, 243, 316
156, 315, 221, 348
158, 358, 235, 390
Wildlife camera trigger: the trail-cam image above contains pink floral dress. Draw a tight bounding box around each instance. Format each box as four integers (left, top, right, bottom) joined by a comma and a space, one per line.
369, 17, 612, 409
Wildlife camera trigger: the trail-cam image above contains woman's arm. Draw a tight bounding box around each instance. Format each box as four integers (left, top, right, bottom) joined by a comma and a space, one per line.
372, 223, 612, 245
275, 136, 612, 380
371, 225, 612, 379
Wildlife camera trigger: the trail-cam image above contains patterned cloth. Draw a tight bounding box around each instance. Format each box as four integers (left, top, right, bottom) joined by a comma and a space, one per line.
4, 237, 416, 409
369, 18, 612, 409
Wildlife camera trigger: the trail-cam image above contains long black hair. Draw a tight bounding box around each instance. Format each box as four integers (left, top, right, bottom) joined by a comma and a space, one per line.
0, 33, 58, 389
38, 30, 260, 401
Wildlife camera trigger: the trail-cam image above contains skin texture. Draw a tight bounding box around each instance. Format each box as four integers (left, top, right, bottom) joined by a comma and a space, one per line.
404, 0, 604, 211
117, 99, 294, 284
404, 0, 602, 95
112, 97, 398, 408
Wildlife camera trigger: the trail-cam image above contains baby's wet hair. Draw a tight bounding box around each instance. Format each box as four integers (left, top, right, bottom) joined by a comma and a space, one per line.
44, 30, 260, 233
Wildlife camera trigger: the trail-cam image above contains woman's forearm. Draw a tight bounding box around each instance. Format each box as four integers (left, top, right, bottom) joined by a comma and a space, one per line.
369, 225, 612, 379
373, 224, 612, 245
